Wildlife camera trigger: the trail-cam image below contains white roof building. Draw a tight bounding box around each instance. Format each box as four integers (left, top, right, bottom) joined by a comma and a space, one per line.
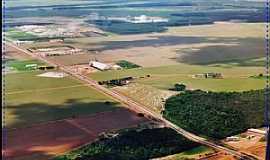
248, 128, 266, 135
89, 61, 110, 71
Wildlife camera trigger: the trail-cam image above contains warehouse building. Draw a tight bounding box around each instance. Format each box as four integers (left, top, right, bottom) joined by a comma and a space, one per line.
89, 61, 110, 71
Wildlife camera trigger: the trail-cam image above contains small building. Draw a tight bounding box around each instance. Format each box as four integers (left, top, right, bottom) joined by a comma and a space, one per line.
193, 73, 223, 79
111, 64, 122, 70
225, 136, 240, 142
25, 64, 38, 69
38, 65, 55, 70
248, 128, 266, 135
49, 39, 64, 43
205, 73, 223, 79
89, 61, 110, 71
15, 40, 34, 45
192, 74, 205, 78
70, 48, 82, 54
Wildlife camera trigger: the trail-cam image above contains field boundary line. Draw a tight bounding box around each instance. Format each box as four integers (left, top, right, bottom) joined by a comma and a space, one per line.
6, 84, 87, 95
65, 119, 97, 137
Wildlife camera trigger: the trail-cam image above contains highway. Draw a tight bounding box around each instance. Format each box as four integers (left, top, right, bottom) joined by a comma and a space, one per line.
5, 42, 260, 160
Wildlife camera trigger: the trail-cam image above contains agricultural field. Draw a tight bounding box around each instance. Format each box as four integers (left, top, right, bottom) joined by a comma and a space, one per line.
4, 108, 147, 160
90, 64, 264, 92
19, 22, 265, 69
114, 83, 177, 113
6, 28, 38, 41
6, 59, 45, 72
5, 71, 121, 128
153, 146, 215, 160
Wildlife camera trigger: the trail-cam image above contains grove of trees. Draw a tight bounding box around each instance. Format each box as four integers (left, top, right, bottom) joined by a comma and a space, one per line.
164, 90, 266, 139
55, 128, 199, 160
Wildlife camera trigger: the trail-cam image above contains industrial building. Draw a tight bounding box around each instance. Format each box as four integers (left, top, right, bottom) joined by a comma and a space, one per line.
89, 61, 122, 71
89, 61, 111, 71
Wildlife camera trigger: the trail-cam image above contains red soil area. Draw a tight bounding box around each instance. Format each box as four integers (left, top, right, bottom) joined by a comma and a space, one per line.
3, 108, 148, 160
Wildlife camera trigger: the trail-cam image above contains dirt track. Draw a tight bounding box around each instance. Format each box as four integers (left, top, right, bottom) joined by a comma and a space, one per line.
3, 108, 148, 160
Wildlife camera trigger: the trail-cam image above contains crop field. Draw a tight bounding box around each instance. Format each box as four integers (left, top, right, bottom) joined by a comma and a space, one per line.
4, 108, 147, 160
6, 29, 38, 40
5, 71, 121, 128
6, 59, 45, 72
90, 64, 265, 92
155, 146, 215, 160
114, 83, 177, 113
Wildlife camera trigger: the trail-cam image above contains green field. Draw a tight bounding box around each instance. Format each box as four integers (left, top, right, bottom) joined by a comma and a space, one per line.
159, 146, 214, 160
90, 64, 265, 92
6, 29, 38, 40
6, 59, 45, 72
5, 71, 121, 128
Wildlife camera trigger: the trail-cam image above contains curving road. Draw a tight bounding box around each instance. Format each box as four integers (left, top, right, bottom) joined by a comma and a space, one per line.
5, 42, 260, 160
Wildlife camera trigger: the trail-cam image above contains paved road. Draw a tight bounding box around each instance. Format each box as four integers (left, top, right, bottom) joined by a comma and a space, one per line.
5, 42, 259, 160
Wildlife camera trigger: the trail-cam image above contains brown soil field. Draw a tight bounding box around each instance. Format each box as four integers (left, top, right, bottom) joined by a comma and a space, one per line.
223, 131, 266, 160
4, 44, 32, 60
3, 108, 148, 160
245, 143, 266, 159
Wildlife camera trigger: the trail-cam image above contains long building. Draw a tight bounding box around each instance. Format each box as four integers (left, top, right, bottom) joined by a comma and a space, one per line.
89, 61, 110, 71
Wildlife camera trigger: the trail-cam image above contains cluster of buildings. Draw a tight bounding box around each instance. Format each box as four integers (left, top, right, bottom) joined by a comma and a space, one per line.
39, 48, 82, 57
16, 25, 81, 38
225, 128, 266, 142
29, 46, 83, 57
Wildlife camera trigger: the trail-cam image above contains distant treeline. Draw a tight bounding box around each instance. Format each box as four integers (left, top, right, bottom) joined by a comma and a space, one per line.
98, 77, 133, 86
55, 128, 199, 160
164, 90, 266, 139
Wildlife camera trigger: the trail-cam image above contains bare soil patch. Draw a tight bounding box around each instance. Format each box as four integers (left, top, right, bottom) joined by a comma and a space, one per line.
4, 45, 32, 60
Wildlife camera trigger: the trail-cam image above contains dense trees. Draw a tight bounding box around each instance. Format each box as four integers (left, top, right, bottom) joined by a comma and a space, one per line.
173, 83, 186, 91
164, 90, 266, 139
55, 128, 199, 160
116, 60, 141, 69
